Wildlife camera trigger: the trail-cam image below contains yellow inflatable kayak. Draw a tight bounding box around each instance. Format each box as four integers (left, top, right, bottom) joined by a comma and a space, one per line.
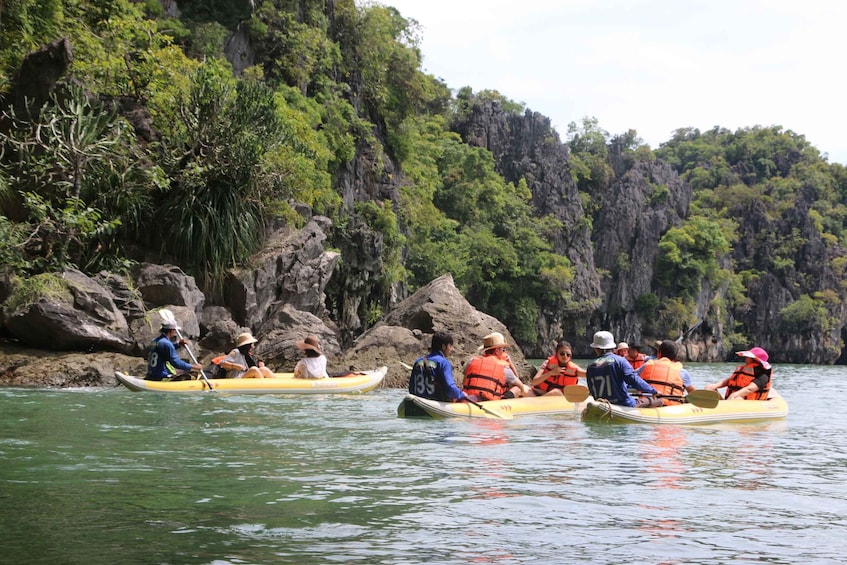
397, 393, 587, 420
581, 389, 788, 424
115, 366, 387, 394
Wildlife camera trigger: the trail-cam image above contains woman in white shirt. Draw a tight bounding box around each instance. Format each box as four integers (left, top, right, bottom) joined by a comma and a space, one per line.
294, 335, 329, 379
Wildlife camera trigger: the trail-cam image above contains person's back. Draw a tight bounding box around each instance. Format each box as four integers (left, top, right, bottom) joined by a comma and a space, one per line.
146, 322, 198, 381
640, 357, 685, 403
638, 340, 686, 404
146, 333, 175, 380
586, 331, 659, 407
294, 335, 328, 379
408, 332, 464, 401
463, 353, 509, 401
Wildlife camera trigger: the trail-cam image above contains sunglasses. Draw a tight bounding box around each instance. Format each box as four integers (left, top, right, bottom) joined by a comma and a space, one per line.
557, 351, 572, 357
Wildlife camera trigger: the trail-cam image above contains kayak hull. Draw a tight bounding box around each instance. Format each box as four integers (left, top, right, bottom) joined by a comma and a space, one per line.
115, 366, 387, 394
398, 393, 587, 419
582, 389, 788, 425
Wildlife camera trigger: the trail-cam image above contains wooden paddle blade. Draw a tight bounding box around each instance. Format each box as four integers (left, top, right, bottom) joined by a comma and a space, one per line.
563, 385, 590, 403
686, 389, 721, 409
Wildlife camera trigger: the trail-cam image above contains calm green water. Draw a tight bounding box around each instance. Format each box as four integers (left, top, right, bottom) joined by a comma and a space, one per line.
0, 363, 844, 564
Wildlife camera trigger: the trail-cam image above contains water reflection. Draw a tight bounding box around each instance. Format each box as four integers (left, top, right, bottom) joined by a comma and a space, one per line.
636, 426, 689, 550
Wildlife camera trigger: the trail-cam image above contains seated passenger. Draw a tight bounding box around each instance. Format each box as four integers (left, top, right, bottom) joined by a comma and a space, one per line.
462, 332, 532, 401
636, 340, 695, 405
532, 340, 586, 396
704, 347, 772, 400
220, 333, 274, 379
294, 335, 329, 379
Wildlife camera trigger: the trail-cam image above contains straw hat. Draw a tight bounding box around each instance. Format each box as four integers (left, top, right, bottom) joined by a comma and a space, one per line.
737, 347, 770, 370
591, 331, 616, 350
296, 335, 322, 354
478, 332, 509, 351
235, 332, 258, 348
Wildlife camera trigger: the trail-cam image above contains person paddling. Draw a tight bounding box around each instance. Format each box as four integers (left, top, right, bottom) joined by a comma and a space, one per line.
408, 331, 468, 401
146, 322, 202, 381
585, 330, 660, 407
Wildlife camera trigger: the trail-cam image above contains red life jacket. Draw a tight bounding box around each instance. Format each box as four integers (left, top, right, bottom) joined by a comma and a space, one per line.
626, 352, 648, 370
726, 361, 771, 400
535, 355, 580, 393
640, 358, 685, 404
462, 355, 509, 401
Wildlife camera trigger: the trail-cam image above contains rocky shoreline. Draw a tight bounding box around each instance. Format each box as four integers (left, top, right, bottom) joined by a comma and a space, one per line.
0, 273, 535, 390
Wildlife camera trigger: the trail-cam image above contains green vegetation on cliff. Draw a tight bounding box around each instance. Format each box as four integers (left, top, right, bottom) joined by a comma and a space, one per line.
2, 0, 846, 360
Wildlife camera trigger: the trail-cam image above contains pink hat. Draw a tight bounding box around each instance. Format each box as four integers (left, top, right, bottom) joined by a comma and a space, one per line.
737, 347, 770, 370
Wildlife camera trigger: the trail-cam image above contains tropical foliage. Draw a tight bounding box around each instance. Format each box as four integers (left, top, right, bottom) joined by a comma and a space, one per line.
1, 0, 846, 356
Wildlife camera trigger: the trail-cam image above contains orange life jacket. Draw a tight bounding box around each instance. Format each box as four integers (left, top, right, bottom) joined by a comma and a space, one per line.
462, 355, 509, 401
726, 361, 771, 400
640, 358, 685, 404
626, 352, 648, 370
535, 355, 580, 393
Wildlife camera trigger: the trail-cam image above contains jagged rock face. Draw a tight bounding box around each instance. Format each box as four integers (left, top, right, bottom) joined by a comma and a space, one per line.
224, 24, 254, 76
452, 99, 602, 356
591, 157, 692, 348
729, 186, 845, 364
224, 216, 339, 330
325, 214, 388, 347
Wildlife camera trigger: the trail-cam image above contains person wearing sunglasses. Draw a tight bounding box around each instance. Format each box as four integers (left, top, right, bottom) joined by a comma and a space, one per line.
531, 340, 586, 396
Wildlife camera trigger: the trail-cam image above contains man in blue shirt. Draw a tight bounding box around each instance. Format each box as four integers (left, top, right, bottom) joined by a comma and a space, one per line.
146, 322, 201, 381
586, 330, 660, 407
408, 332, 468, 402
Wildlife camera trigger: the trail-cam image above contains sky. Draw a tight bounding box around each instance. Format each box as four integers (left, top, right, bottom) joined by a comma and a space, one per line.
378, 0, 847, 165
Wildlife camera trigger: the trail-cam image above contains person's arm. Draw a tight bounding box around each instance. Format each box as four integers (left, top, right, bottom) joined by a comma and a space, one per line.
727, 370, 769, 399
166, 340, 198, 372
221, 350, 247, 372
504, 367, 531, 395
438, 357, 467, 401
681, 368, 696, 392
726, 381, 759, 399
704, 376, 730, 391
531, 360, 555, 385
621, 361, 657, 394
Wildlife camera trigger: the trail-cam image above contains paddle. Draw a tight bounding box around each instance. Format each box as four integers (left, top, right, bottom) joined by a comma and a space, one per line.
679, 389, 720, 409
400, 361, 513, 420
563, 385, 591, 403
159, 309, 214, 391
632, 389, 721, 409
